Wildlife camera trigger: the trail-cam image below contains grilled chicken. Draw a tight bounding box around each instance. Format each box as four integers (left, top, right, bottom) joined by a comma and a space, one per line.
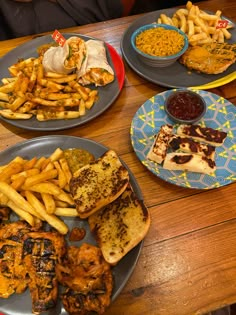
0, 221, 31, 298
179, 42, 236, 74
56, 243, 113, 315
23, 231, 66, 314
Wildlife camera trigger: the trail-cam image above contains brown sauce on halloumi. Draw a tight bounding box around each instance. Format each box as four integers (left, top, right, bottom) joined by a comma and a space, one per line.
182, 125, 227, 144
169, 136, 216, 157
171, 154, 193, 164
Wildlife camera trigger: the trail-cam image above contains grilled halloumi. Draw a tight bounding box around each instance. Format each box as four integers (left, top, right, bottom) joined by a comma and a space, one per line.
168, 135, 216, 159
177, 124, 227, 146
163, 152, 216, 174
147, 124, 173, 164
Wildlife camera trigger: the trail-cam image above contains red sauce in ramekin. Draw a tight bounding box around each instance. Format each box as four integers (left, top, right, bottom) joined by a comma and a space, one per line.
166, 91, 205, 120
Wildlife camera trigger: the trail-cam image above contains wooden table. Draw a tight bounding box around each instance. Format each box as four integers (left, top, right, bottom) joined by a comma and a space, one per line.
0, 0, 236, 314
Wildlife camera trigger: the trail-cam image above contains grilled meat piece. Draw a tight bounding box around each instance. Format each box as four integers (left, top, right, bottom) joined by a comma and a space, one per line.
23, 231, 66, 315
56, 243, 113, 315
0, 207, 10, 222
0, 221, 31, 298
179, 42, 236, 74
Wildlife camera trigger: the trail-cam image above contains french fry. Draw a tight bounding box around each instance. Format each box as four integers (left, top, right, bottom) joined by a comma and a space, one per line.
0, 92, 9, 102
7, 199, 35, 226
54, 161, 67, 188
156, 1, 233, 46
0, 148, 88, 234
11, 168, 40, 181
36, 110, 81, 121
49, 73, 77, 84
0, 109, 33, 119
59, 158, 72, 184
27, 182, 61, 195
54, 207, 78, 217
49, 147, 64, 162
25, 190, 68, 234
41, 192, 56, 214
0, 161, 23, 182
10, 175, 26, 190
22, 169, 58, 188
0, 81, 16, 93
0, 181, 43, 219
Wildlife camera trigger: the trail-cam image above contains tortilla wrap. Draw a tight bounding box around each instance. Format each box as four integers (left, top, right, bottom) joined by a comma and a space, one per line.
77, 39, 114, 86
42, 36, 87, 74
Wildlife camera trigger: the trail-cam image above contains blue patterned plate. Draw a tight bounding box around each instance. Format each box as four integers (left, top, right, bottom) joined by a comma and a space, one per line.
130, 89, 236, 189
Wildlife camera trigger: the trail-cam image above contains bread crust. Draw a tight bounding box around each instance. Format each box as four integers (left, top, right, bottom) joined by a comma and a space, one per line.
88, 185, 151, 265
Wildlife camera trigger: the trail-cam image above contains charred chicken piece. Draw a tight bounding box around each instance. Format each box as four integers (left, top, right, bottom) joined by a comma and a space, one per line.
0, 207, 10, 223
23, 231, 66, 315
56, 243, 113, 315
0, 221, 31, 298
179, 42, 236, 74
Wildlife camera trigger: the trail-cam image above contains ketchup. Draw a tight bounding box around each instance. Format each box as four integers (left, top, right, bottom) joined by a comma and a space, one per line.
166, 91, 205, 120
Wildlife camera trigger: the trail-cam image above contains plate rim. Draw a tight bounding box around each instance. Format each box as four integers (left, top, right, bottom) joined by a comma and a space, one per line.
130, 89, 236, 190
120, 8, 236, 88
0, 135, 143, 314
0, 33, 125, 131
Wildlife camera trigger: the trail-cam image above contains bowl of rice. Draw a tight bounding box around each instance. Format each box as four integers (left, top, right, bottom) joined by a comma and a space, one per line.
131, 23, 189, 67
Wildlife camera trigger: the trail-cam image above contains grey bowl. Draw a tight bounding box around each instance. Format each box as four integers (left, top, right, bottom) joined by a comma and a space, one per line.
131, 23, 189, 67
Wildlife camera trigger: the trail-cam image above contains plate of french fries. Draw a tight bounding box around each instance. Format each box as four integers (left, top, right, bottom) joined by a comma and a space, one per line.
0, 135, 143, 315
0, 33, 125, 131
121, 1, 236, 88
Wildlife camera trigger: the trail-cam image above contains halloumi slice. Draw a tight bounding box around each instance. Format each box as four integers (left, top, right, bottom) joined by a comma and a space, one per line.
163, 152, 216, 174
147, 124, 173, 164
168, 135, 216, 160
176, 124, 227, 146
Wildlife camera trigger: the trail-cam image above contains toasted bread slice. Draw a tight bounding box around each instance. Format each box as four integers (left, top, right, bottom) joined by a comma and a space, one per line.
88, 185, 151, 265
69, 150, 129, 218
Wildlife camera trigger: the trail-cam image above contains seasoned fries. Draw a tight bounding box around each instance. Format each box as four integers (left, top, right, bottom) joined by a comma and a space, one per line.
0, 148, 79, 234
157, 1, 234, 46
0, 55, 99, 121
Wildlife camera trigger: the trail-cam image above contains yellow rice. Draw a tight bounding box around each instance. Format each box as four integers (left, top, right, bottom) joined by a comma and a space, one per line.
135, 27, 185, 57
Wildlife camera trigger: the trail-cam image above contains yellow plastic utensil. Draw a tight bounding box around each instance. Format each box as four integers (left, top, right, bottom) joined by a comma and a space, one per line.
190, 71, 236, 90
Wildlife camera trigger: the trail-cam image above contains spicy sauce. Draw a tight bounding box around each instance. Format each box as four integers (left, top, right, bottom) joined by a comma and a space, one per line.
166, 91, 205, 121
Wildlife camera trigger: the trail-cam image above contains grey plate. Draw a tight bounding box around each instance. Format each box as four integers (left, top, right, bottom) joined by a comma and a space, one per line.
0, 135, 143, 315
121, 8, 236, 88
0, 34, 125, 131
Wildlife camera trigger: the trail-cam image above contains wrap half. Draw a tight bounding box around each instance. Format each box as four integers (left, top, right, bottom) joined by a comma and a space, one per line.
42, 36, 87, 74
77, 40, 114, 86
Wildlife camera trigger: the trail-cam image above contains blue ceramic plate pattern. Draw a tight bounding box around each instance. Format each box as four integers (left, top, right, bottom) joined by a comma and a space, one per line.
130, 89, 236, 189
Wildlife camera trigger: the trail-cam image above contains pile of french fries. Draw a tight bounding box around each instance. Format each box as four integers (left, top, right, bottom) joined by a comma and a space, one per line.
0, 148, 79, 235
0, 56, 98, 121
157, 1, 233, 46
